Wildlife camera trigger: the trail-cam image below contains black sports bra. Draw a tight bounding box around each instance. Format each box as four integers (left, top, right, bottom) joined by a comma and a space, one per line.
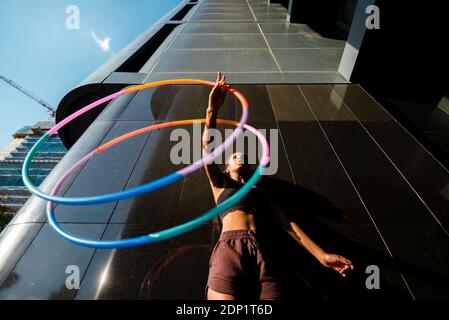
216, 181, 260, 220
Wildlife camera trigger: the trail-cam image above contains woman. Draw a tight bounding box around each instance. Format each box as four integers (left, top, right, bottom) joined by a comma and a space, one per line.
203, 72, 353, 300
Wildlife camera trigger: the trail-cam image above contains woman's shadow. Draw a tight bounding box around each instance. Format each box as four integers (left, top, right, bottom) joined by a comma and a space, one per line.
254, 176, 447, 301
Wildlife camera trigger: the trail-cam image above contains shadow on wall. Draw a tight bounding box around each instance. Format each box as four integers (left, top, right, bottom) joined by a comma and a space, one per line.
351, 0, 449, 170
253, 176, 441, 300
284, 0, 354, 41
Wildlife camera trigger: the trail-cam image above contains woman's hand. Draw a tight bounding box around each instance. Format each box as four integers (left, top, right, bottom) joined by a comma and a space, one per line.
208, 72, 228, 113
320, 253, 354, 277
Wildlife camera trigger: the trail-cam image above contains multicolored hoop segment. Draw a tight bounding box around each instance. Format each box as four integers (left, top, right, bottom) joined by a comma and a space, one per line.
21, 79, 270, 249
47, 119, 269, 248
22, 79, 250, 205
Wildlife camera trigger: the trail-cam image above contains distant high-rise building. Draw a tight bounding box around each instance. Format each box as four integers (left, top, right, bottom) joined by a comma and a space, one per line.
0, 121, 66, 214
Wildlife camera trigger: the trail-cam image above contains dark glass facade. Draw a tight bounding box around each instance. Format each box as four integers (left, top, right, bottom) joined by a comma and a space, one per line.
0, 121, 66, 216
0, 0, 447, 300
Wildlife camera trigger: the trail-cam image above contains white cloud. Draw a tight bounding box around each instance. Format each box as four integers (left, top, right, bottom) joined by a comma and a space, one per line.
90, 30, 111, 51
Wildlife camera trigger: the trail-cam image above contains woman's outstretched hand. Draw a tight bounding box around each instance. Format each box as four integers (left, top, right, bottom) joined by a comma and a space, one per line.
320, 253, 354, 277
208, 72, 229, 113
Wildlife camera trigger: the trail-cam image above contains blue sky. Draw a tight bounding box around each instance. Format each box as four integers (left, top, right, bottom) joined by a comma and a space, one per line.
0, 0, 181, 149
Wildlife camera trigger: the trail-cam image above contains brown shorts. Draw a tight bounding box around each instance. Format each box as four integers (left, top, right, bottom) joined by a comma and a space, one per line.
206, 229, 281, 300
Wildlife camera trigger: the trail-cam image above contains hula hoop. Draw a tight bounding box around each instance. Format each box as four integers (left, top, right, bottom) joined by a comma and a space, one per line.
46, 119, 269, 248
22, 79, 250, 205
21, 79, 271, 248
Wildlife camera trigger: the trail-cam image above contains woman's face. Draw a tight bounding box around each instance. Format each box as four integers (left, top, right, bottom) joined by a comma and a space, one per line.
226, 152, 247, 174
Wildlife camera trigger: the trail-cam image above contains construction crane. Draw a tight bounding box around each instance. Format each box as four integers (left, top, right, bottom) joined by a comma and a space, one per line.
0, 75, 56, 118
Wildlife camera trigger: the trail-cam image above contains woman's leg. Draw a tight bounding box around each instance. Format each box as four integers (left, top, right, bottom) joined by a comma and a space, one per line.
207, 287, 236, 300
206, 231, 259, 300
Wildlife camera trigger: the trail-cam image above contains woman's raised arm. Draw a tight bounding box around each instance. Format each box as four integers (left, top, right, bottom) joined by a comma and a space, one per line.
202, 72, 229, 194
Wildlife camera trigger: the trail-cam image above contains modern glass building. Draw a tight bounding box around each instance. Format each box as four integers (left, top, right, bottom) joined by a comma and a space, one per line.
0, 121, 66, 215
0, 0, 447, 300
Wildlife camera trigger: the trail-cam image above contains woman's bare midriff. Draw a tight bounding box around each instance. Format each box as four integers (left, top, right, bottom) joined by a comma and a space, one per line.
221, 209, 257, 232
